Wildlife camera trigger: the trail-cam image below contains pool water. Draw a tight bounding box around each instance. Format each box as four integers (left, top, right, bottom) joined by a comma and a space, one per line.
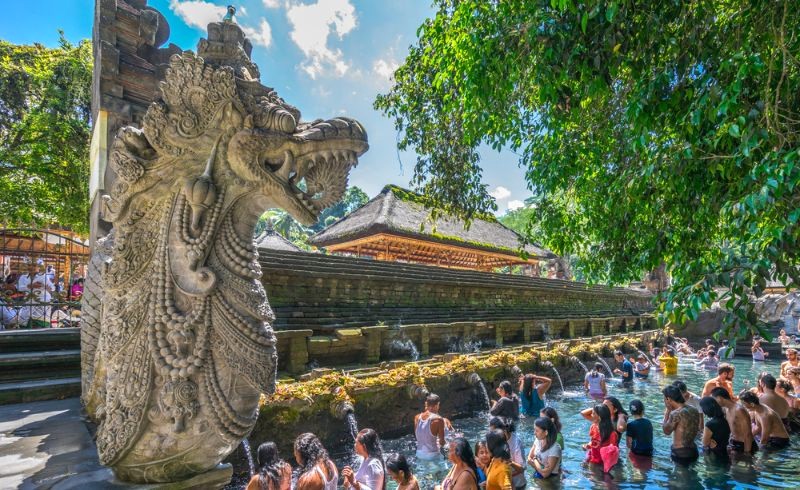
379, 356, 800, 489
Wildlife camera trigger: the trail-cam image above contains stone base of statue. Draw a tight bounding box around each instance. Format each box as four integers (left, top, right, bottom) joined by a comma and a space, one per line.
115, 464, 233, 489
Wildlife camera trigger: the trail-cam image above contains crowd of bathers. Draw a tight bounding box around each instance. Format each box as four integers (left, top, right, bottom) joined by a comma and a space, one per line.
242, 336, 800, 490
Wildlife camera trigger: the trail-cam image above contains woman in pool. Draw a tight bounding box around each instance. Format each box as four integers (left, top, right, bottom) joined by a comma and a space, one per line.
581, 396, 628, 445
527, 417, 561, 479
752, 338, 768, 362
294, 433, 338, 490
436, 437, 479, 490
540, 407, 564, 449
342, 429, 386, 490
584, 362, 607, 399
474, 441, 490, 488
518, 372, 552, 417
484, 429, 513, 490
582, 404, 619, 465
488, 417, 525, 489
247, 441, 291, 490
699, 396, 730, 460
385, 453, 419, 490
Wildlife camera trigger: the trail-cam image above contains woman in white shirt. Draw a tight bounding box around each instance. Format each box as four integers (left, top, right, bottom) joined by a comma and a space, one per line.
342, 428, 386, 490
527, 417, 561, 479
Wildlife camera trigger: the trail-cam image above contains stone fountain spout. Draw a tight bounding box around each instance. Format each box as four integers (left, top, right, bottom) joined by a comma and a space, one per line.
80, 8, 368, 485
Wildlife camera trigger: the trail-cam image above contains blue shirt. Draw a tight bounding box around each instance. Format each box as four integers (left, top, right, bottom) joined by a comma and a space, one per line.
621, 359, 634, 382
626, 417, 654, 456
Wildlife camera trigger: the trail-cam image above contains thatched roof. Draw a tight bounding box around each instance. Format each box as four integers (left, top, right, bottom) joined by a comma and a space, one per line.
308, 185, 555, 259
255, 228, 303, 252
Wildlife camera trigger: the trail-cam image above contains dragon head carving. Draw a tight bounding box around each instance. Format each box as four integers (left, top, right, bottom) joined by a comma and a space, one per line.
82, 17, 367, 484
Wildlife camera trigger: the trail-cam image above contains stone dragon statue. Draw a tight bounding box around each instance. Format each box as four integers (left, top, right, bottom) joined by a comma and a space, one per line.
81, 15, 367, 483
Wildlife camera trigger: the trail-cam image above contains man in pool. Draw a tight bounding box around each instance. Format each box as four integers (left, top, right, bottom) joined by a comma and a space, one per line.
702, 363, 736, 400
739, 391, 791, 450
710, 387, 756, 453
757, 374, 790, 425
718, 339, 734, 359
659, 348, 678, 376
673, 380, 704, 433
662, 385, 701, 464
781, 348, 799, 378
613, 350, 634, 384
414, 393, 447, 459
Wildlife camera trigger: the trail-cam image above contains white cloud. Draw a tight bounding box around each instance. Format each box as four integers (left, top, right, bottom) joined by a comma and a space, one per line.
490, 186, 511, 200
241, 19, 273, 48
238, 6, 247, 16
262, 0, 281, 7
169, 0, 227, 30
286, 0, 357, 79
507, 200, 524, 211
373, 58, 399, 83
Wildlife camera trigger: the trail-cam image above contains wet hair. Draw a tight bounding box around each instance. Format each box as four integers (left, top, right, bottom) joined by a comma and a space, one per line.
534, 417, 558, 452
474, 440, 488, 460
489, 416, 515, 434
629, 399, 645, 416
777, 378, 793, 393
499, 380, 513, 395
707, 349, 717, 356
614, 350, 624, 357
722, 339, 729, 346
385, 453, 412, 483
603, 396, 628, 420
739, 391, 760, 405
593, 404, 614, 444
652, 347, 661, 357
788, 348, 798, 356
666, 348, 676, 356
663, 385, 685, 404
718, 363, 734, 375
522, 374, 535, 398
486, 428, 511, 461
760, 373, 777, 390
450, 437, 479, 480
255, 442, 285, 490
591, 363, 603, 376
788, 366, 800, 377
672, 380, 688, 393
710, 387, 731, 400
356, 429, 387, 490
540, 407, 562, 433
699, 397, 724, 418
426, 393, 441, 406
705, 339, 714, 345
294, 433, 330, 473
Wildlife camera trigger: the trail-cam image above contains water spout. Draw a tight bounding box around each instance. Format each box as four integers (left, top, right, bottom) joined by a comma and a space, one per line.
545, 361, 565, 393
638, 349, 655, 367
465, 372, 491, 411
389, 336, 420, 361
571, 356, 589, 374
407, 384, 430, 400
240, 437, 255, 477
596, 355, 614, 378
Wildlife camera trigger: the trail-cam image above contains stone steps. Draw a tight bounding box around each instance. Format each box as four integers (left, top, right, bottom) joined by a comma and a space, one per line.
0, 329, 82, 404
0, 376, 81, 405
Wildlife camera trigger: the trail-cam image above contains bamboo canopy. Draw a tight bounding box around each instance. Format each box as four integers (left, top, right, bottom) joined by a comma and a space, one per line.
309, 186, 556, 272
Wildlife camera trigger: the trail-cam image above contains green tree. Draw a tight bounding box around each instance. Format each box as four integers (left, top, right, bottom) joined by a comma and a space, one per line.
376, 1, 800, 339
0, 35, 92, 234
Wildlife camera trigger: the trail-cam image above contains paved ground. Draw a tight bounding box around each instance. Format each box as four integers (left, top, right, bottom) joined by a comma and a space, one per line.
0, 398, 232, 489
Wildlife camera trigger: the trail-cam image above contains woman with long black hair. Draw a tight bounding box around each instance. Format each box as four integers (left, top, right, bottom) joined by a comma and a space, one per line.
342, 428, 386, 490
246, 442, 291, 490
582, 404, 618, 465
527, 417, 561, 479
435, 437, 479, 490
484, 429, 513, 490
294, 433, 337, 490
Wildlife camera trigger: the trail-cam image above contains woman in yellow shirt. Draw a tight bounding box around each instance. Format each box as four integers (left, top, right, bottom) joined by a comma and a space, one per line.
484, 429, 513, 490
659, 348, 678, 375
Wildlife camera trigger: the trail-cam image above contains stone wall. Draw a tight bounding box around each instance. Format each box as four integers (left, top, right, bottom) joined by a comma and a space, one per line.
260, 249, 654, 333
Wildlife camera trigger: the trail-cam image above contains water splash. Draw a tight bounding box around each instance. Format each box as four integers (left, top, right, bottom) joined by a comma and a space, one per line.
346, 412, 359, 440
466, 373, 491, 411
638, 349, 655, 368
596, 355, 614, 378
447, 336, 482, 353
389, 337, 420, 361
240, 437, 255, 477
545, 362, 565, 393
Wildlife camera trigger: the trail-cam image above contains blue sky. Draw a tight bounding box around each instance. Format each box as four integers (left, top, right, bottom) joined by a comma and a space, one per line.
0, 0, 530, 214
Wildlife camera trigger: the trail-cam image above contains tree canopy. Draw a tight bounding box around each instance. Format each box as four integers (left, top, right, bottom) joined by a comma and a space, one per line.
0, 35, 92, 234
376, 1, 800, 338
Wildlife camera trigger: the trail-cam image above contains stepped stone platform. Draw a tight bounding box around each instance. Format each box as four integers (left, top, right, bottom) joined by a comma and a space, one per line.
0, 330, 81, 405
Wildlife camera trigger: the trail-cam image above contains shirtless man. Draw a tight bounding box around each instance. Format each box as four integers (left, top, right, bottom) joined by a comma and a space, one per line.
739, 391, 791, 450
711, 387, 756, 453
662, 385, 701, 464
414, 393, 447, 459
756, 374, 790, 424
780, 348, 799, 378
702, 363, 736, 399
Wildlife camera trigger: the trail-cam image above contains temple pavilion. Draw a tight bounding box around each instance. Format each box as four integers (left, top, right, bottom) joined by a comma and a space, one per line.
308, 185, 555, 273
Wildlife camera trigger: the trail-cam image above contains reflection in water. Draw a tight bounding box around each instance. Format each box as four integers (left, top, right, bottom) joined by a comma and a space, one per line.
369, 357, 800, 489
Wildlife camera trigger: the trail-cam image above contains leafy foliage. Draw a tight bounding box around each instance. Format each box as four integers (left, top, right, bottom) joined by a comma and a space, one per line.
375, 0, 800, 339
0, 35, 92, 234
254, 186, 369, 248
